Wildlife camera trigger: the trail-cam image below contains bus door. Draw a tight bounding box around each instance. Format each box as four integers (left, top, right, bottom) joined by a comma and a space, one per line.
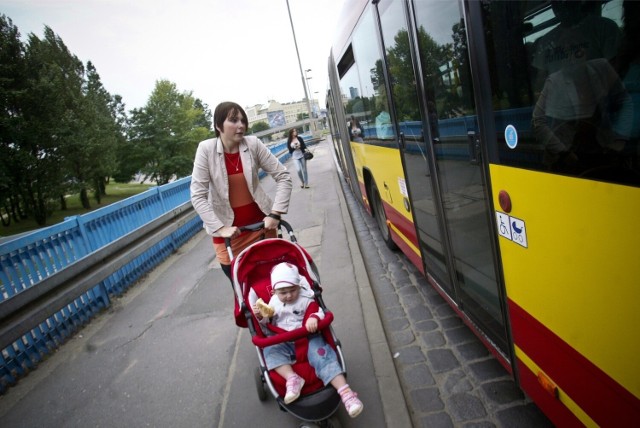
376, 0, 510, 357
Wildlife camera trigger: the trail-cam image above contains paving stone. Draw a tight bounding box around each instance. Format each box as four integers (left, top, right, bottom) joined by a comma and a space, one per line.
439, 315, 464, 329
389, 329, 415, 347
398, 280, 419, 294
462, 422, 496, 428
442, 369, 473, 394
468, 358, 510, 382
420, 330, 446, 348
376, 292, 400, 308
396, 345, 427, 364
387, 317, 409, 332
419, 412, 454, 428
409, 387, 444, 412
496, 403, 554, 428
481, 380, 525, 404
449, 392, 487, 422
403, 364, 435, 388
427, 348, 460, 373
380, 306, 407, 321
407, 304, 433, 322
444, 325, 477, 345
457, 340, 491, 360
414, 319, 439, 332
434, 302, 457, 318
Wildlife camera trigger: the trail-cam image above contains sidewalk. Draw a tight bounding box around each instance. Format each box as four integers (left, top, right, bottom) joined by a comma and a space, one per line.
278, 138, 412, 427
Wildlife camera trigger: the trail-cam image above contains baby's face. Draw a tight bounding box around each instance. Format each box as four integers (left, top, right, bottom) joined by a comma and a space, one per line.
274, 285, 300, 304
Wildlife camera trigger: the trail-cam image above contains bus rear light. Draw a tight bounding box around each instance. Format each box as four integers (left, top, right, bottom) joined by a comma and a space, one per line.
537, 371, 559, 399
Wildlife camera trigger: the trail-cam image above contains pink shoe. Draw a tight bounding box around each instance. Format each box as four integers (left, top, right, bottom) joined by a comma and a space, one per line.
284, 374, 305, 404
341, 389, 363, 418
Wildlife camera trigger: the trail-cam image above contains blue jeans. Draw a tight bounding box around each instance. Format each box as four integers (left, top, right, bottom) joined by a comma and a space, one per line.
263, 334, 343, 385
292, 157, 308, 186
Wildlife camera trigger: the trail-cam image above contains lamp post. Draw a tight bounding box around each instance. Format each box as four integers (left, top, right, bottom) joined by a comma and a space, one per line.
305, 69, 314, 118
286, 0, 314, 132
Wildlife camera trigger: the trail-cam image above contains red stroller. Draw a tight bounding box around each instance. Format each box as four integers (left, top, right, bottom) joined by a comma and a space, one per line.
226, 221, 346, 427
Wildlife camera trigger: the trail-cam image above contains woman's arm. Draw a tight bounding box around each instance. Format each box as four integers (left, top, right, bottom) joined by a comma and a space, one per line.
254, 140, 292, 215
190, 140, 225, 235
297, 136, 308, 152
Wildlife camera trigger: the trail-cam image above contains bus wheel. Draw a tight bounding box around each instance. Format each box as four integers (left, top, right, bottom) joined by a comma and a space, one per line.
370, 181, 397, 251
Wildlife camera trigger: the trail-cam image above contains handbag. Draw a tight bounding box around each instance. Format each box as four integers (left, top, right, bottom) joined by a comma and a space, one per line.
303, 150, 314, 160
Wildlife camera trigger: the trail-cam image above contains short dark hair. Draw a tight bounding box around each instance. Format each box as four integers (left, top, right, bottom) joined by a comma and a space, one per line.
213, 102, 249, 137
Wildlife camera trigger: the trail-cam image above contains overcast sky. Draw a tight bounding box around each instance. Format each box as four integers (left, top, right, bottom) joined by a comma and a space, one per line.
1, 0, 344, 112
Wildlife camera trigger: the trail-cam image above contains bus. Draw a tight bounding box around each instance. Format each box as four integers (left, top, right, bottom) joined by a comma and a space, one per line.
325, 0, 639, 426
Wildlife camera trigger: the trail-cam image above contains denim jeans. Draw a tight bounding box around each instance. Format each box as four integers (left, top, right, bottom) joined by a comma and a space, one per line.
263, 334, 343, 385
292, 157, 308, 186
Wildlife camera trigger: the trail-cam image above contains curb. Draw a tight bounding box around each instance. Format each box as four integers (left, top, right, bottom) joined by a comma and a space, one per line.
333, 166, 413, 427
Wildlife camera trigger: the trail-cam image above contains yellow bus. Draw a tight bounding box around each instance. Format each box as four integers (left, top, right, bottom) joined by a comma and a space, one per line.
326, 0, 640, 425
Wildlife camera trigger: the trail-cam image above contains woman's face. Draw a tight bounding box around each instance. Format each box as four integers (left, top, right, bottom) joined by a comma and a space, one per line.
218, 110, 246, 144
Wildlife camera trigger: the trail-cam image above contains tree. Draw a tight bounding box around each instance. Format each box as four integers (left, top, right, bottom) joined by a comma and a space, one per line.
126, 80, 212, 185
249, 121, 269, 134
0, 15, 28, 226
19, 26, 86, 224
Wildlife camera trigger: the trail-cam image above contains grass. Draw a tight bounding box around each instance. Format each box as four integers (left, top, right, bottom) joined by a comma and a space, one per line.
1, 182, 154, 238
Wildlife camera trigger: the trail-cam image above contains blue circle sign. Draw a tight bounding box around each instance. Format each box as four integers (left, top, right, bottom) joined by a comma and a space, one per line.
505, 125, 518, 149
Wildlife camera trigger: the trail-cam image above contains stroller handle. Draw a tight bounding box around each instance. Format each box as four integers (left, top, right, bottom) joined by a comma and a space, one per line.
224, 219, 295, 260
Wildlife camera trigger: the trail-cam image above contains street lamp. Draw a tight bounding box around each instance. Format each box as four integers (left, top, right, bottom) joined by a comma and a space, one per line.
305, 69, 314, 118
286, 0, 314, 131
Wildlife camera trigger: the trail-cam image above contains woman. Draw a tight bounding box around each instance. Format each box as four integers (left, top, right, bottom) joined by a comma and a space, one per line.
287, 128, 310, 188
190, 101, 292, 281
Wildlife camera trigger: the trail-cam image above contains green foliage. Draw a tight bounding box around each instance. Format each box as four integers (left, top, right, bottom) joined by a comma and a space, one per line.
249, 121, 270, 134
125, 80, 213, 185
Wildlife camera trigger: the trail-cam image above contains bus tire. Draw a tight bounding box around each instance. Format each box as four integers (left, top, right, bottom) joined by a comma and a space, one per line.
370, 181, 397, 251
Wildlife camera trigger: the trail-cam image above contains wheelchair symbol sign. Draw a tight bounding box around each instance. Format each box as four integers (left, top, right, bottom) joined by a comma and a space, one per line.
496, 212, 528, 248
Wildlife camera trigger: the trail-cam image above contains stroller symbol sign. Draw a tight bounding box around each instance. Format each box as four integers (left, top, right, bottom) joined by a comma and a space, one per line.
495, 212, 528, 248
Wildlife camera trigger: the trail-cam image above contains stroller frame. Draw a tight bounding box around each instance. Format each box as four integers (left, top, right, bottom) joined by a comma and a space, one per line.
227, 220, 347, 425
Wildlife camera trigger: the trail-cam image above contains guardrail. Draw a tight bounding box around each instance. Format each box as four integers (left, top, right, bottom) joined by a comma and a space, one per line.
0, 177, 201, 394
0, 139, 318, 394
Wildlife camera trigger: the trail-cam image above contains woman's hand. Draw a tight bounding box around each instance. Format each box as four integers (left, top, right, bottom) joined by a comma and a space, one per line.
305, 317, 318, 333
217, 225, 240, 239
263, 216, 279, 230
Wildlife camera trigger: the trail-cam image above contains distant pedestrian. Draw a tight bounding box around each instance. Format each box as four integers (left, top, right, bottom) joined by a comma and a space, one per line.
190, 101, 292, 281
287, 128, 310, 188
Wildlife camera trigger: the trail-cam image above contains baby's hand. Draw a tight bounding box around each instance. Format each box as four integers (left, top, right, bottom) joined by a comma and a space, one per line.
252, 304, 262, 320
305, 317, 318, 333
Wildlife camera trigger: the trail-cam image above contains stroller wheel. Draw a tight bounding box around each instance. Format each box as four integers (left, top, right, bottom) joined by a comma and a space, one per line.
254, 367, 268, 401
299, 418, 342, 428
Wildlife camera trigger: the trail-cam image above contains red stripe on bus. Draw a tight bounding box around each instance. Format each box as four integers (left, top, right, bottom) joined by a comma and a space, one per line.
509, 300, 640, 426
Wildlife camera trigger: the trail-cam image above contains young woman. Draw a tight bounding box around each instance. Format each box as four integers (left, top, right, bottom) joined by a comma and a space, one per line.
287, 128, 310, 188
190, 101, 292, 281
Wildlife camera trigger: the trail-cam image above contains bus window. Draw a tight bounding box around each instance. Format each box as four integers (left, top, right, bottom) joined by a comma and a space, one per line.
483, 0, 639, 186
338, 8, 396, 142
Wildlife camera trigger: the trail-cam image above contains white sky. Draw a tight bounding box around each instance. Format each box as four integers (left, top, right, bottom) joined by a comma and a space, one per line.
1, 0, 344, 112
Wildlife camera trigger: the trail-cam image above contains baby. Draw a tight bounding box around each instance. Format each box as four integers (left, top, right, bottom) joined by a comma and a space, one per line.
252, 262, 363, 418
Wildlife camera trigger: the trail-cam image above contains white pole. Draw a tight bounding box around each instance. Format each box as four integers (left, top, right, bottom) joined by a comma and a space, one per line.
286, 0, 314, 132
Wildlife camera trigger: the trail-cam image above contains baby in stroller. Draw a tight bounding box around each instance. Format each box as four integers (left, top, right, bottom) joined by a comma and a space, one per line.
252, 262, 364, 418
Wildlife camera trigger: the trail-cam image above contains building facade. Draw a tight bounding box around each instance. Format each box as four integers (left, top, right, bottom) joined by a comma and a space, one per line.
246, 98, 321, 129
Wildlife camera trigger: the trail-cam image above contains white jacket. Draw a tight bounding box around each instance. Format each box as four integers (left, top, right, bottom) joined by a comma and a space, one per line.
190, 136, 292, 236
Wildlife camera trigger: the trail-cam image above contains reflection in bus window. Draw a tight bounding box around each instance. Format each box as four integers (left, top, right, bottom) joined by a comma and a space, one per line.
482, 0, 638, 186
338, 8, 396, 142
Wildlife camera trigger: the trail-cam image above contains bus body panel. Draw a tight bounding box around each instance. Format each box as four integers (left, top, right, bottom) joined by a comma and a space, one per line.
490, 164, 640, 423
